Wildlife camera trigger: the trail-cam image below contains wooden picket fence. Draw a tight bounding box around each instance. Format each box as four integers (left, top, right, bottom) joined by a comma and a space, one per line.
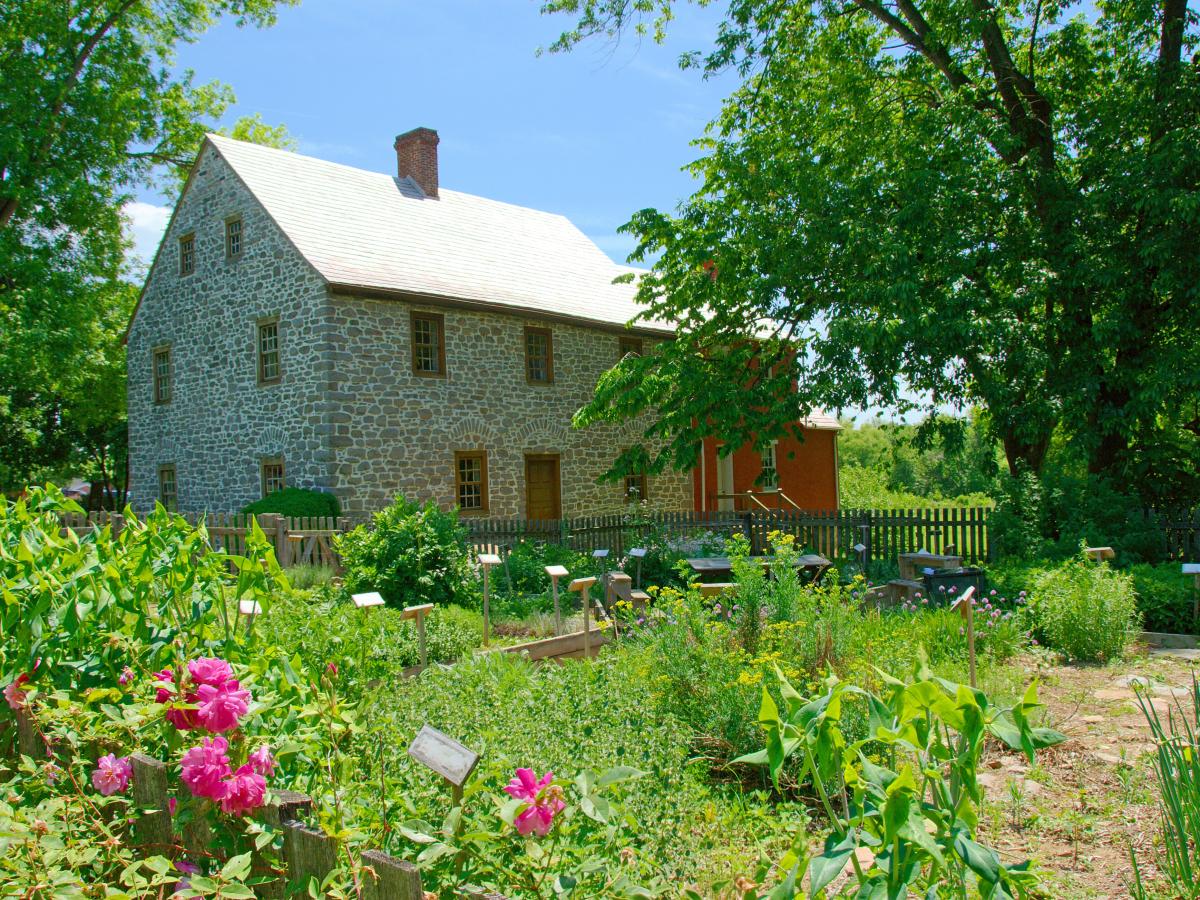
7, 706, 503, 899
61, 511, 347, 571
464, 507, 995, 565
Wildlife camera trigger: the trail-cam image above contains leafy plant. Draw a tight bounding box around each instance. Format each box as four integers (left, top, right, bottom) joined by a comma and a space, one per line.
241, 486, 341, 518
1028, 552, 1141, 662
1131, 677, 1200, 899
735, 662, 1065, 898
1129, 563, 1197, 635
335, 495, 477, 608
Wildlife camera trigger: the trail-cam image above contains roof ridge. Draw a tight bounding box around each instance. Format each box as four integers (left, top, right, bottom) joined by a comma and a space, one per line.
206, 132, 577, 224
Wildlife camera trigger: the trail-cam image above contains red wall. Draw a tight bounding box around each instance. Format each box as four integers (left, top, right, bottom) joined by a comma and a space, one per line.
691, 428, 839, 511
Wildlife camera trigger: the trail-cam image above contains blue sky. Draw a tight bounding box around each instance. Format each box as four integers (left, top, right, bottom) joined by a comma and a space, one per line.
126, 0, 739, 269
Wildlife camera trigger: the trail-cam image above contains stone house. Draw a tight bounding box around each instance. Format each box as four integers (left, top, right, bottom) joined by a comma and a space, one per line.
126, 129, 840, 519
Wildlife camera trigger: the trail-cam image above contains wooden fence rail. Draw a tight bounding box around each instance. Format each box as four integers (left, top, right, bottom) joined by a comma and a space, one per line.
60, 511, 347, 571
61, 504, 1200, 569
463, 507, 997, 565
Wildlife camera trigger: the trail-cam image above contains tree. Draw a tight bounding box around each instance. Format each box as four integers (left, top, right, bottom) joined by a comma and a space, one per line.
547, 0, 1199, 495
0, 1, 297, 495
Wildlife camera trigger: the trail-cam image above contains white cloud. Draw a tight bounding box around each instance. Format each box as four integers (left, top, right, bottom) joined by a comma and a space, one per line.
123, 200, 172, 277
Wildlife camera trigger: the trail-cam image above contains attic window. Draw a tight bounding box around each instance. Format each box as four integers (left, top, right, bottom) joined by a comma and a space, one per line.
225, 217, 243, 259
179, 233, 195, 275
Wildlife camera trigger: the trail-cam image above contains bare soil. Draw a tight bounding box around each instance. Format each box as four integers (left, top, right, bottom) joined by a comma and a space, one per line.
975, 645, 1199, 899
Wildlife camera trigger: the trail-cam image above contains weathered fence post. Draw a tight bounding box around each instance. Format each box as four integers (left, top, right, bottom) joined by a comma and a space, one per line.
12, 704, 43, 759
130, 753, 173, 854
361, 850, 424, 900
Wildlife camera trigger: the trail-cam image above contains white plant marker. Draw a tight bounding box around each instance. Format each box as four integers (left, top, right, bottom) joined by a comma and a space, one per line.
628, 547, 647, 589
1184, 563, 1200, 622
351, 591, 385, 673
478, 553, 501, 647
545, 564, 569, 635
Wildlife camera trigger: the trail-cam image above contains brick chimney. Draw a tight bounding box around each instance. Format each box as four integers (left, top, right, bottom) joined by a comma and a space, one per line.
394, 127, 440, 198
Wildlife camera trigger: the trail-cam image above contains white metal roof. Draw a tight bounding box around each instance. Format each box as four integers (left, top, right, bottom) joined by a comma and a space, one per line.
206, 135, 839, 429
207, 134, 674, 334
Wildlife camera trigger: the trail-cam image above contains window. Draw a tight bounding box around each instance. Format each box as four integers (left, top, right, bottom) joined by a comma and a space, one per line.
179, 233, 195, 275
152, 346, 172, 404
411, 312, 446, 377
454, 451, 488, 513
524, 326, 553, 384
257, 318, 281, 384
158, 465, 177, 511
759, 441, 779, 489
225, 217, 243, 259
618, 336, 643, 360
260, 458, 285, 497
623, 473, 648, 504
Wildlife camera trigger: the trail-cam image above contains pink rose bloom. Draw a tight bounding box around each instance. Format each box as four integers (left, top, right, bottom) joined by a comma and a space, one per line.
176, 860, 199, 876
180, 737, 232, 801
118, 666, 135, 686
154, 669, 200, 730
91, 754, 132, 796
504, 768, 564, 837
248, 744, 276, 777
187, 658, 233, 689
220, 764, 266, 815
4, 673, 30, 711
195, 679, 251, 733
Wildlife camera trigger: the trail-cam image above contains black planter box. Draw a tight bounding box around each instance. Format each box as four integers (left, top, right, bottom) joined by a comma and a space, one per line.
922, 567, 988, 605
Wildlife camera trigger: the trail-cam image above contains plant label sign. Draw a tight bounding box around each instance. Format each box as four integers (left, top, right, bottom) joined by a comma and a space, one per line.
1183, 564, 1200, 575
477, 553, 502, 567
407, 724, 479, 787
351, 591, 385, 609
544, 564, 569, 578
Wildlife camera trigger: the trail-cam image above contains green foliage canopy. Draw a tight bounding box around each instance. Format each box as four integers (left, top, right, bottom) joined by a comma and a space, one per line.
549, 0, 1200, 496
0, 0, 296, 495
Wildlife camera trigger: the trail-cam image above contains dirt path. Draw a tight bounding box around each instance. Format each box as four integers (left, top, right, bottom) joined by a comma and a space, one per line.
975, 646, 1199, 899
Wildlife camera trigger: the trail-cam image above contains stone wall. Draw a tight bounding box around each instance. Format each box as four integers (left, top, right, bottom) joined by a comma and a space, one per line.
325, 294, 693, 518
129, 142, 695, 518
126, 144, 334, 512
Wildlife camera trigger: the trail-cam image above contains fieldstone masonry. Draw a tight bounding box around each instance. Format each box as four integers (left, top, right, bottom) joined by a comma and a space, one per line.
128, 146, 691, 518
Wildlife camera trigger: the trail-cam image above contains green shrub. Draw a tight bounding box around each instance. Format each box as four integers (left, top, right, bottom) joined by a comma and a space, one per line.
335, 495, 476, 608
241, 486, 341, 518
1129, 563, 1197, 634
498, 539, 595, 597
262, 588, 481, 686
1028, 554, 1141, 661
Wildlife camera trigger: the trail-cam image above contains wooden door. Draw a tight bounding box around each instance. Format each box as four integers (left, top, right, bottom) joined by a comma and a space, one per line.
716, 451, 734, 511
525, 455, 561, 520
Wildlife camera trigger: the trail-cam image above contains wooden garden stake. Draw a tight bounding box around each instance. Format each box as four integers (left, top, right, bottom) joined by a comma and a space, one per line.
628, 547, 647, 590
130, 754, 173, 854
478, 554, 501, 646
407, 725, 480, 877
402, 604, 434, 671
545, 564, 569, 635
569, 576, 598, 657
952, 586, 977, 688
361, 850, 424, 900
352, 591, 385, 674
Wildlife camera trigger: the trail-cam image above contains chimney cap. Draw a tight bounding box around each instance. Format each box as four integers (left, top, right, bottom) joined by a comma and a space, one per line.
394, 126, 439, 145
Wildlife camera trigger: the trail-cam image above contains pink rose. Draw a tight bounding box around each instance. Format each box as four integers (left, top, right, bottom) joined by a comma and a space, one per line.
220, 764, 266, 815
180, 737, 232, 801
187, 658, 233, 689
195, 679, 251, 733
118, 666, 135, 687
91, 754, 132, 796
248, 744, 276, 777
504, 768, 564, 837
4, 673, 30, 711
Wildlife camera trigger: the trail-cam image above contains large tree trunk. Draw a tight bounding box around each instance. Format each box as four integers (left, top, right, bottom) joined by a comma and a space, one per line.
1001, 429, 1051, 477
